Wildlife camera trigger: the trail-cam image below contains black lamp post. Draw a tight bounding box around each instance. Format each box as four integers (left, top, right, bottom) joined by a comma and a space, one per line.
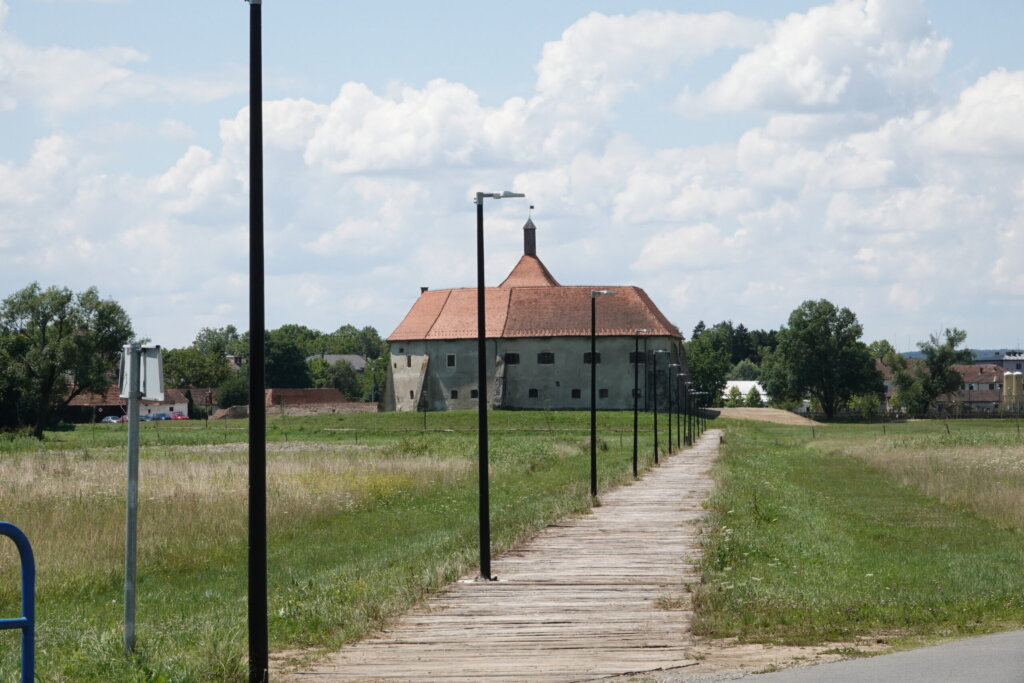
245, 1, 267, 680
677, 373, 686, 448
686, 382, 694, 446
632, 329, 649, 478
667, 363, 679, 453
590, 290, 616, 496
652, 350, 668, 463
475, 190, 525, 581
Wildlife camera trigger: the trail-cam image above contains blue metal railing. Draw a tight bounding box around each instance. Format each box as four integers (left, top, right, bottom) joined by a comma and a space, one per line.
0, 522, 34, 683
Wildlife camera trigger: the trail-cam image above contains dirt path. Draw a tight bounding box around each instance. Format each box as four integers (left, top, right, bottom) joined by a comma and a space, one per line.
715, 407, 820, 426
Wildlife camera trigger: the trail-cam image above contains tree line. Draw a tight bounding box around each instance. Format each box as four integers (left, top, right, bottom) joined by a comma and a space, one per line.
164, 323, 389, 413
0, 283, 390, 436
686, 300, 971, 418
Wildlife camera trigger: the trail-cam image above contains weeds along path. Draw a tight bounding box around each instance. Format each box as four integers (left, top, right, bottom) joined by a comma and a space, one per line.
280, 429, 722, 682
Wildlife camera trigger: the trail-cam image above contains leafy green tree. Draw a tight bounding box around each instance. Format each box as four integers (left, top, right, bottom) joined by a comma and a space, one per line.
745, 386, 764, 407
265, 335, 311, 388
326, 360, 361, 398
868, 339, 897, 359
849, 392, 881, 419
0, 283, 132, 437
164, 347, 232, 389
728, 359, 760, 381
217, 371, 249, 409
271, 324, 323, 358
890, 328, 971, 415
725, 385, 744, 407
193, 325, 242, 357
759, 299, 882, 419
164, 347, 233, 417
691, 320, 706, 340
360, 356, 389, 402
684, 334, 731, 407
307, 357, 332, 388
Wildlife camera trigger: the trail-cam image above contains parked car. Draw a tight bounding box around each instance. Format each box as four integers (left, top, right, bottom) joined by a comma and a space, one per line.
171, 412, 189, 420
118, 415, 129, 423
100, 415, 121, 424
150, 413, 172, 420
139, 415, 154, 421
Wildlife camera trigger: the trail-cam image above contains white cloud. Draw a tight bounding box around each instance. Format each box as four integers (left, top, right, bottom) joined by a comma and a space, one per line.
682, 0, 948, 114
536, 10, 765, 110
0, 135, 72, 204
918, 69, 1024, 157
632, 222, 722, 270
0, 7, 243, 113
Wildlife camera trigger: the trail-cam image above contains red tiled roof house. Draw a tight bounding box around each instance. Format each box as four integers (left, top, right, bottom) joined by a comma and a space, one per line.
383, 219, 685, 411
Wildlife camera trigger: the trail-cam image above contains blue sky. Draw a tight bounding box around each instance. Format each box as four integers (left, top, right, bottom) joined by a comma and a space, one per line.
3, 0, 1024, 352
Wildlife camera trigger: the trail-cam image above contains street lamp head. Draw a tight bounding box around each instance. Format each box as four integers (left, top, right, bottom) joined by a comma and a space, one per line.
591, 289, 617, 297
653, 349, 669, 355
476, 190, 526, 204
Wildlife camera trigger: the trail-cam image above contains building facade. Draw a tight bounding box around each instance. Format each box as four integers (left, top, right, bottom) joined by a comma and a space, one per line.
382, 219, 685, 412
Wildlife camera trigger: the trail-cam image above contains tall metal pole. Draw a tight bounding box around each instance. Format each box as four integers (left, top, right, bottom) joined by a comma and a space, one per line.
475, 193, 493, 581
667, 363, 678, 453
124, 343, 140, 654
246, 1, 268, 680
590, 295, 598, 496
632, 331, 641, 478
652, 352, 659, 464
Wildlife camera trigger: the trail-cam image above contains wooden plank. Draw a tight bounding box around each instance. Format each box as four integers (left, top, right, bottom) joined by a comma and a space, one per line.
279, 430, 722, 682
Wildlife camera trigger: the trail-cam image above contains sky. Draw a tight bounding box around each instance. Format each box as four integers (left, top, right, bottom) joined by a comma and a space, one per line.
3, 0, 1024, 352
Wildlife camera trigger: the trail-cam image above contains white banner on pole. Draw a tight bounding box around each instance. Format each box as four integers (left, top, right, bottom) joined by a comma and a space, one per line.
119, 345, 164, 401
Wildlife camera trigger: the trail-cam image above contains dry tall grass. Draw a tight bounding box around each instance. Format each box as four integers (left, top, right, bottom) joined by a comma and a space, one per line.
0, 443, 471, 606
820, 436, 1024, 530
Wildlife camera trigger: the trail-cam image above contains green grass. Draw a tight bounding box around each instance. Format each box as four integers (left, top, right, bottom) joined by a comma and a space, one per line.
694, 417, 1024, 646
0, 410, 666, 682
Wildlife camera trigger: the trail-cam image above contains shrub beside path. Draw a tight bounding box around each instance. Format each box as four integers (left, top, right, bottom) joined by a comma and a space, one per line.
281, 429, 723, 682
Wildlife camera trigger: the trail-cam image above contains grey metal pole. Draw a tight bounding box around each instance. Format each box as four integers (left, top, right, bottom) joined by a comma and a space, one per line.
124, 343, 141, 654
475, 193, 493, 581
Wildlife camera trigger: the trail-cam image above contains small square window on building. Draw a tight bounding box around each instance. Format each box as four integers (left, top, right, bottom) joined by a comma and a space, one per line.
537, 352, 555, 365
629, 351, 646, 364
470, 389, 479, 399
583, 352, 601, 364
571, 388, 581, 399
504, 352, 520, 365
409, 390, 414, 399
406, 355, 412, 367
529, 388, 539, 398
451, 389, 458, 399
447, 354, 456, 367
599, 388, 609, 399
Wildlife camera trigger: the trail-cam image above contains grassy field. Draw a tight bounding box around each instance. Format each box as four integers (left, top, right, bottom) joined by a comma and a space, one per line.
694, 417, 1024, 648
0, 410, 662, 682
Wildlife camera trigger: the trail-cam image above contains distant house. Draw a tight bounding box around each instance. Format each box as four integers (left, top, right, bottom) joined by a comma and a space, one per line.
304, 353, 368, 372
723, 380, 768, 404
876, 359, 1005, 413
383, 218, 685, 412
64, 385, 188, 422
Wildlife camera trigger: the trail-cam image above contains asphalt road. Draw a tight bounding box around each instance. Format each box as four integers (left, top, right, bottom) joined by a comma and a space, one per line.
741, 630, 1024, 682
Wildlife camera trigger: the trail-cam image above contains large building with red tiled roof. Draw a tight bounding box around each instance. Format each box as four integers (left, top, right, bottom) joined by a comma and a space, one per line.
382, 219, 685, 411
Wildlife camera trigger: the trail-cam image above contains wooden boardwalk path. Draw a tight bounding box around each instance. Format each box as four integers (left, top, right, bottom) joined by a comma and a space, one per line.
283, 429, 723, 682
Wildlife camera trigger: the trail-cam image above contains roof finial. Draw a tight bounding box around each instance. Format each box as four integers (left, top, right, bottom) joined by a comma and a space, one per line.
523, 215, 537, 256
